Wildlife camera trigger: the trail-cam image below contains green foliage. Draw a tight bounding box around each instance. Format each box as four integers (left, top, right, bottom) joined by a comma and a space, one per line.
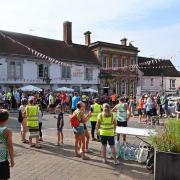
150, 119, 180, 153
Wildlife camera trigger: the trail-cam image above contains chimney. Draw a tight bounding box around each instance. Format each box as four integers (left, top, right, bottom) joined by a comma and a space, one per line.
63, 21, 72, 44
121, 38, 127, 46
84, 31, 91, 46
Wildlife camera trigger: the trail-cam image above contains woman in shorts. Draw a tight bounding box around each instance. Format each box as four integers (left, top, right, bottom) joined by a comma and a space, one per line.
73, 102, 91, 160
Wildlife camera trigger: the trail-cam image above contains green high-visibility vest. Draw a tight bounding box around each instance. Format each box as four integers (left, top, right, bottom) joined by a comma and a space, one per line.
99, 113, 114, 136
90, 103, 102, 122
26, 105, 39, 128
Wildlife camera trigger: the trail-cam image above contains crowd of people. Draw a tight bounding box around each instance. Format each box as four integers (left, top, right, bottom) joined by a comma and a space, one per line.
0, 89, 180, 179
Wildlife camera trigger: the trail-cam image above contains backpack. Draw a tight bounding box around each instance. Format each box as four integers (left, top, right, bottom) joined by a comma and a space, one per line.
18, 110, 23, 123
69, 113, 80, 127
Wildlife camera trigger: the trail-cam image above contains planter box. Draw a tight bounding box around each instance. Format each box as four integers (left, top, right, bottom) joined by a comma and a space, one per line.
155, 151, 180, 180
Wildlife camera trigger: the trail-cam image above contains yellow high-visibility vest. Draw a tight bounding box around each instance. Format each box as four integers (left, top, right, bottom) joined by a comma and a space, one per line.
26, 105, 39, 128
82, 95, 87, 102
90, 103, 102, 122
99, 113, 114, 136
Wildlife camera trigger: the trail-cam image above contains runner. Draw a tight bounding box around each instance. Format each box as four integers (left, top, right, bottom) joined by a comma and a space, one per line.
55, 105, 64, 145
19, 99, 28, 143
71, 92, 78, 113
112, 97, 131, 142
138, 96, 144, 123
72, 102, 91, 160
25, 97, 41, 148
0, 109, 15, 180
96, 103, 119, 165
90, 98, 101, 141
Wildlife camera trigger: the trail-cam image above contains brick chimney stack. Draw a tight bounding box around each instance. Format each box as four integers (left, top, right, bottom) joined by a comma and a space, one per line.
121, 38, 127, 46
63, 21, 72, 44
84, 31, 91, 46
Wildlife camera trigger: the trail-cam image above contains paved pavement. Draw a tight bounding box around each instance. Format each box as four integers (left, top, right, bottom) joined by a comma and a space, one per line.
7, 112, 154, 180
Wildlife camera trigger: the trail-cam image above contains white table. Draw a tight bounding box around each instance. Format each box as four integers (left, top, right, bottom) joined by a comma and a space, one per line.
116, 127, 156, 142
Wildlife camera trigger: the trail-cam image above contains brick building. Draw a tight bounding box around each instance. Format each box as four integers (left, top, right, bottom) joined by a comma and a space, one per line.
84, 32, 139, 95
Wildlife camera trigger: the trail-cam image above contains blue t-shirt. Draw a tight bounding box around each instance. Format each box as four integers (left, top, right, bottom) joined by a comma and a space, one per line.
71, 96, 78, 109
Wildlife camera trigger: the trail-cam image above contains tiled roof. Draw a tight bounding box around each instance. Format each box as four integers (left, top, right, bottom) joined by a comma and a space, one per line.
89, 41, 139, 52
138, 56, 180, 77
0, 30, 99, 65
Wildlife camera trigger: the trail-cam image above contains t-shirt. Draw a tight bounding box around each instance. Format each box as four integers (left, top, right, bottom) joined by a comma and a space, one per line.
57, 112, 64, 128
138, 99, 144, 109
61, 93, 67, 103
49, 95, 54, 105
71, 96, 78, 109
111, 94, 117, 102
116, 103, 127, 122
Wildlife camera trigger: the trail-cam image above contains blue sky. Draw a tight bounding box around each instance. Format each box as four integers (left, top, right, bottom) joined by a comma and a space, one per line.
0, 0, 180, 69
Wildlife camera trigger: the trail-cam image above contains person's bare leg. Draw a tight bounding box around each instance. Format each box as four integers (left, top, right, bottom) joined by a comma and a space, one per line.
102, 145, 107, 163
57, 132, 60, 145
75, 135, 80, 157
81, 134, 89, 160
117, 134, 120, 142
85, 130, 90, 150
123, 134, 126, 142
60, 132, 64, 144
29, 137, 33, 147
110, 145, 118, 164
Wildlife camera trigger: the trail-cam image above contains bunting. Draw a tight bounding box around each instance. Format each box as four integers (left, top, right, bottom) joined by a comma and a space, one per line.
0, 31, 71, 67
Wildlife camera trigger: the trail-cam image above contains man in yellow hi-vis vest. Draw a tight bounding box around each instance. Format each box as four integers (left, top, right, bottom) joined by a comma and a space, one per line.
90, 98, 102, 141
25, 97, 41, 148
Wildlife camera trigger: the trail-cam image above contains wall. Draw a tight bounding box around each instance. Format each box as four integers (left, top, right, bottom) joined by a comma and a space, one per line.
0, 55, 100, 90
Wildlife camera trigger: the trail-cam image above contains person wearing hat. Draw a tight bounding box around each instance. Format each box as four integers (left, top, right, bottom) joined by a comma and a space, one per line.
90, 98, 102, 141
25, 97, 41, 148
112, 97, 131, 142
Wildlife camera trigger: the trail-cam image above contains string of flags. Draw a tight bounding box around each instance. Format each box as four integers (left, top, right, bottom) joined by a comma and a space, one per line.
0, 31, 71, 67
0, 30, 179, 72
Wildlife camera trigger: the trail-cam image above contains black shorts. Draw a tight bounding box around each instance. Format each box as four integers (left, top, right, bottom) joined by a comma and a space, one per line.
101, 136, 115, 146
138, 109, 143, 115
0, 160, 10, 179
117, 121, 127, 127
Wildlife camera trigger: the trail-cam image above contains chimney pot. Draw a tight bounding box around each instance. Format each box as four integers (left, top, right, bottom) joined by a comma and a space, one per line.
84, 31, 91, 46
121, 38, 127, 46
63, 21, 72, 44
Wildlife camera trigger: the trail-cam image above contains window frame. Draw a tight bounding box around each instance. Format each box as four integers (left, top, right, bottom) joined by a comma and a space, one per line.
170, 79, 176, 89
38, 64, 49, 79
61, 65, 71, 80
8, 61, 22, 79
102, 55, 109, 68
84, 67, 93, 81
112, 56, 118, 68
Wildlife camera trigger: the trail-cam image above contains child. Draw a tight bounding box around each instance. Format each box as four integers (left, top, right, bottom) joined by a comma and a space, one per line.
0, 109, 14, 179
38, 105, 43, 141
55, 105, 64, 146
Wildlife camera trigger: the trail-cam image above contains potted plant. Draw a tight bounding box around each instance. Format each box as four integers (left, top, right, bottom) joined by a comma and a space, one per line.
150, 119, 180, 180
